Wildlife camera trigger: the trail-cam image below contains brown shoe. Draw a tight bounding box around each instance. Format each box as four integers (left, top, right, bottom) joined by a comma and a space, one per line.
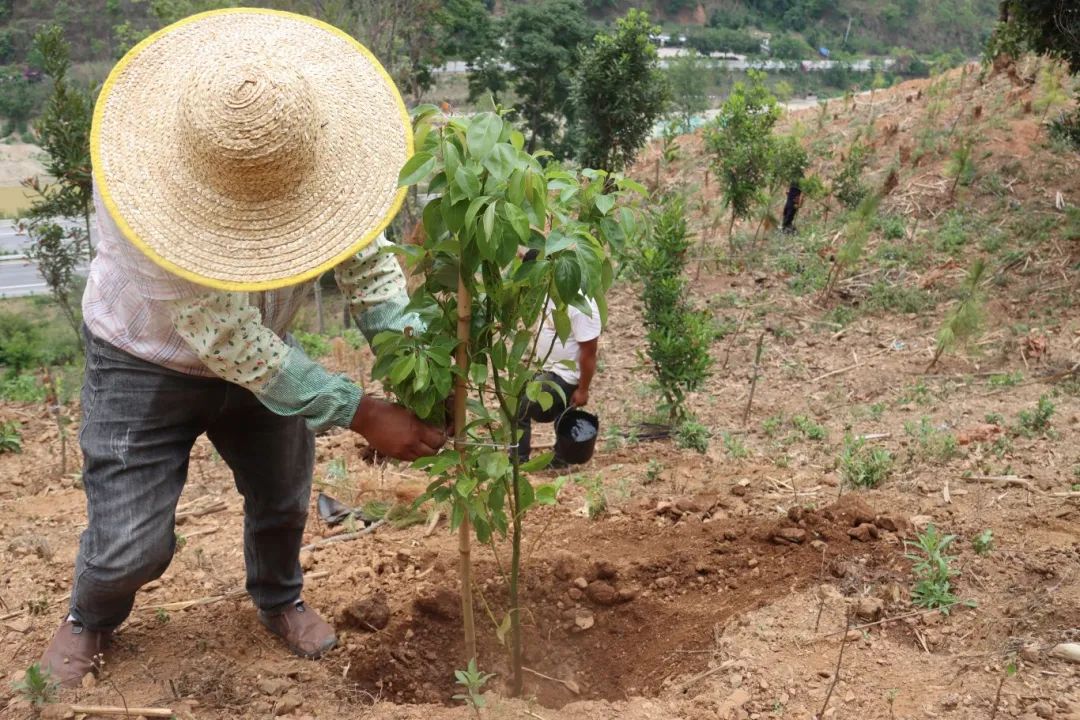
40, 620, 111, 688
258, 602, 336, 659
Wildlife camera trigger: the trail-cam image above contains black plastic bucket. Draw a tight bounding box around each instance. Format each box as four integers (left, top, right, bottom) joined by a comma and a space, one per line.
554, 408, 600, 465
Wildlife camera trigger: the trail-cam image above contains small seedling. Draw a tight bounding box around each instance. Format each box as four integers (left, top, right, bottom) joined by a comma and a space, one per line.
926, 258, 985, 371
174, 532, 187, 553
155, 608, 170, 624
12, 663, 58, 708
0, 421, 22, 454
1016, 395, 1054, 436
762, 414, 784, 437
575, 474, 608, 520
972, 529, 993, 556
453, 659, 495, 720
675, 419, 711, 453
791, 414, 827, 441
839, 435, 892, 488
644, 459, 663, 485
984, 412, 1005, 425
904, 417, 959, 462
722, 432, 749, 459
906, 525, 962, 611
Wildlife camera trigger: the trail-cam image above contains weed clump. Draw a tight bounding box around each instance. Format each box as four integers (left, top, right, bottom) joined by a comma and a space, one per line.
906, 525, 964, 612
840, 435, 892, 488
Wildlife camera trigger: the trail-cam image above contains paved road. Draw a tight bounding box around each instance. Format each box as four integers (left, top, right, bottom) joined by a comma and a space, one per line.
0, 219, 93, 299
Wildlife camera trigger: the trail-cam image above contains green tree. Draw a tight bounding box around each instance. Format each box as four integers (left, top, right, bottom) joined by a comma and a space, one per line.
704, 70, 781, 247
770, 32, 814, 60
632, 194, 713, 425
987, 0, 1079, 73
22, 26, 94, 262
503, 0, 594, 154
389, 105, 640, 697
667, 50, 709, 132
572, 9, 669, 172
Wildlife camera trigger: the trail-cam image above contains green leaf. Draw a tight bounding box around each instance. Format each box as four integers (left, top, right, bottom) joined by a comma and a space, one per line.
503, 202, 531, 243
553, 307, 571, 343
553, 254, 582, 304
509, 130, 525, 150
469, 362, 488, 388
454, 166, 481, 197
442, 199, 468, 234
516, 474, 536, 512
482, 143, 516, 182
456, 475, 478, 497
390, 353, 417, 385
466, 112, 503, 159
535, 482, 561, 505
479, 451, 509, 480
520, 452, 554, 473
413, 354, 430, 391
495, 612, 512, 646
537, 391, 553, 412
594, 193, 616, 215
398, 152, 434, 186
482, 202, 497, 247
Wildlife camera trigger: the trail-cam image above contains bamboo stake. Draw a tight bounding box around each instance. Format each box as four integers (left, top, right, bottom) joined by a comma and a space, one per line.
455, 271, 478, 665
742, 328, 768, 426
70, 706, 173, 718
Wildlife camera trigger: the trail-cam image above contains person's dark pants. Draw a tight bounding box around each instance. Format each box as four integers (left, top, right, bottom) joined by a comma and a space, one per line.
515, 371, 577, 461
71, 327, 314, 631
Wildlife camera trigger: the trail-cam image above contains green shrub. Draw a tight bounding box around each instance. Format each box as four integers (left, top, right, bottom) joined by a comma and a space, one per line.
0, 421, 21, 453
972, 529, 993, 556
840, 435, 892, 488
1016, 394, 1054, 436
675, 419, 711, 453
832, 143, 869, 209
904, 417, 959, 462
294, 330, 331, 359
866, 282, 934, 314
875, 214, 907, 240
0, 371, 44, 402
633, 195, 713, 423
791, 414, 826, 440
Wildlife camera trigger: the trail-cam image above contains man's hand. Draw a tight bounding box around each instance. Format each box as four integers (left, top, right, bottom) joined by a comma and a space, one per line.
350, 395, 447, 461
570, 387, 589, 408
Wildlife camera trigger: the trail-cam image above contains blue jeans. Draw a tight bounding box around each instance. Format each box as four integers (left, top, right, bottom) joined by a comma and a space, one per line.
71, 327, 314, 630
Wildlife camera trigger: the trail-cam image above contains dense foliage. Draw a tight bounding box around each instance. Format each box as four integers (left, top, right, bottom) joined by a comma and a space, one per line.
572, 10, 670, 172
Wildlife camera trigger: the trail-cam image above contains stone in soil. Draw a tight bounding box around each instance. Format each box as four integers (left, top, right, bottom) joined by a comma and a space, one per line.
257, 677, 291, 696
847, 523, 879, 542
585, 580, 625, 606
771, 527, 807, 544
341, 593, 391, 631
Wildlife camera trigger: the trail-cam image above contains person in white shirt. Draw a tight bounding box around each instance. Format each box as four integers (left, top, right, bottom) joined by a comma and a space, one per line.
516, 249, 601, 463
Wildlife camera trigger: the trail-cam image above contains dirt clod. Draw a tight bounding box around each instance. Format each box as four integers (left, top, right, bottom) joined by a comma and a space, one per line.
771, 527, 807, 544
274, 690, 303, 716
257, 677, 290, 696
585, 580, 620, 606
341, 593, 390, 631
413, 588, 459, 621
855, 596, 884, 620
847, 523, 879, 542
1032, 701, 1055, 719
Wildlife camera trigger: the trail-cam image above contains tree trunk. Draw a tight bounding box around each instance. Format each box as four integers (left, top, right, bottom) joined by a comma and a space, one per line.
454, 272, 477, 665
508, 461, 524, 696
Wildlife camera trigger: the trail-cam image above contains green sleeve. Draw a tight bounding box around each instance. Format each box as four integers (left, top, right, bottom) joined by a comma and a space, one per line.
255, 346, 362, 433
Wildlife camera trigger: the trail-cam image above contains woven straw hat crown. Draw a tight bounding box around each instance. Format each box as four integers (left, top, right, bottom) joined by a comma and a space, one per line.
91, 9, 412, 291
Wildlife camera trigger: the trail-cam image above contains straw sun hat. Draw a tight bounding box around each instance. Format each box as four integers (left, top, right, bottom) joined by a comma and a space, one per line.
91, 8, 412, 291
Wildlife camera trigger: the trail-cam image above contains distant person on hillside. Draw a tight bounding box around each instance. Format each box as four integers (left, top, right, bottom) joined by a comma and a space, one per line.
40, 9, 445, 687
781, 180, 804, 234
515, 249, 601, 465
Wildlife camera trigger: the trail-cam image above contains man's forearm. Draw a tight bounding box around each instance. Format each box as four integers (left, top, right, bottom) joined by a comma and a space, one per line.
577, 342, 598, 392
